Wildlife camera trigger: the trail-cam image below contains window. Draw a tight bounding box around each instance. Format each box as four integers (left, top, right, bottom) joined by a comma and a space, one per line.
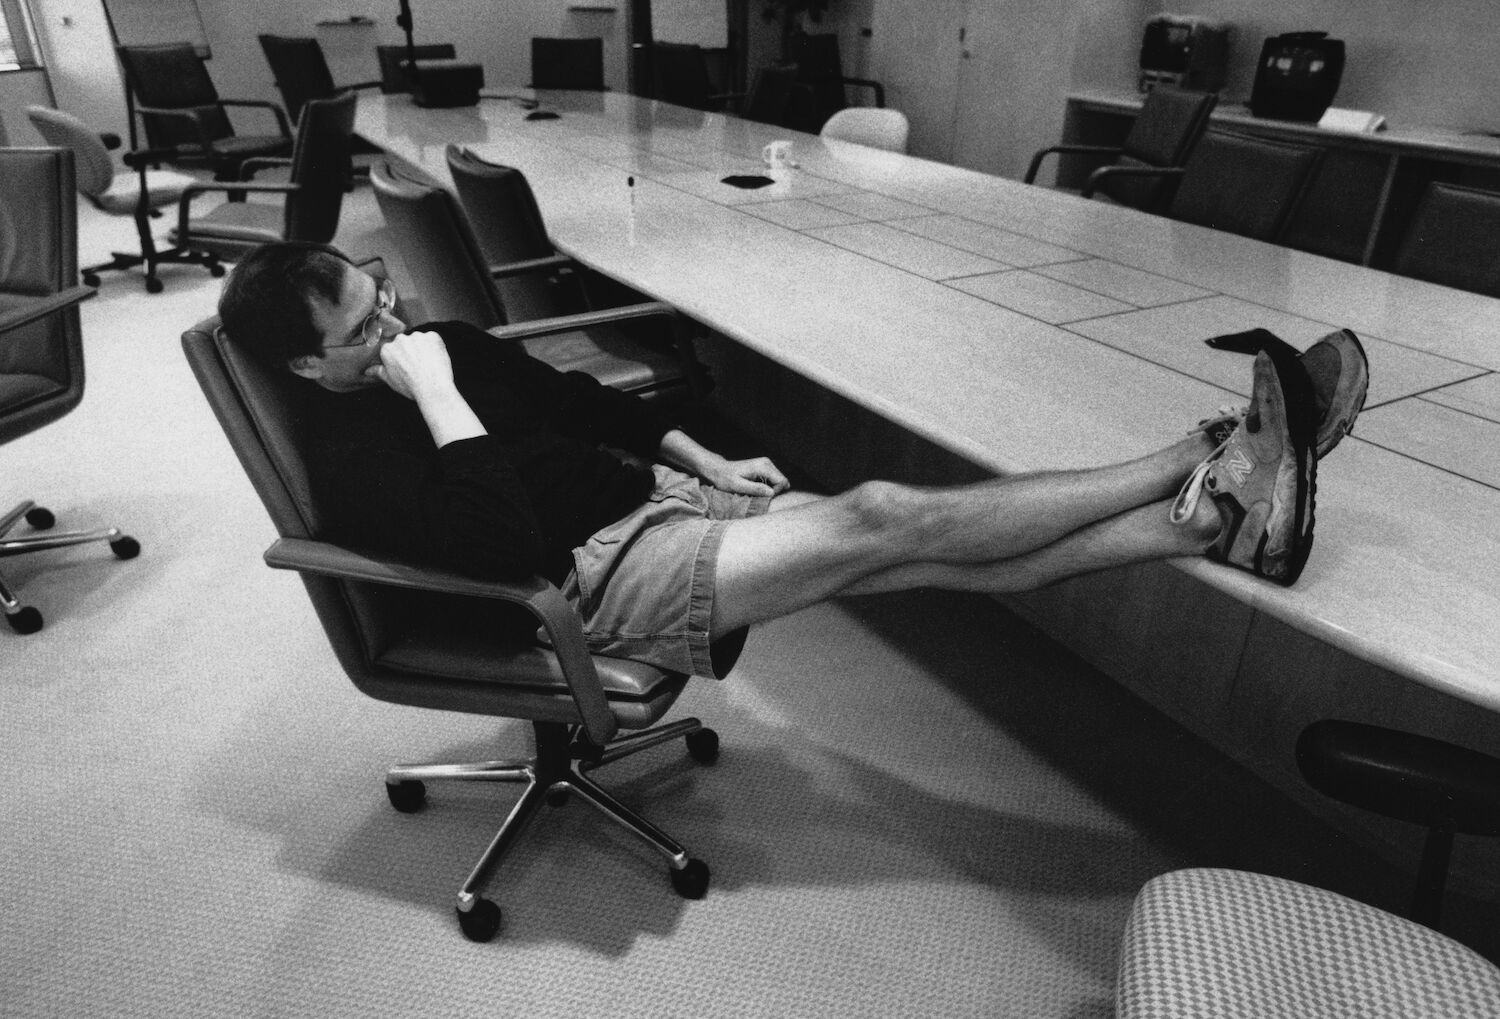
0, 0, 41, 70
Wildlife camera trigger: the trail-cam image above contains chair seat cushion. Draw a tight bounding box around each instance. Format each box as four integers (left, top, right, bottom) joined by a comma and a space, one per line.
1117, 868, 1500, 1019
0, 372, 66, 413
93, 168, 201, 215
506, 324, 685, 395
176, 201, 283, 243
183, 134, 291, 160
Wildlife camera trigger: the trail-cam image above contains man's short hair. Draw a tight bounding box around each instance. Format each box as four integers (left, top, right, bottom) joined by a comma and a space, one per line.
218, 241, 356, 368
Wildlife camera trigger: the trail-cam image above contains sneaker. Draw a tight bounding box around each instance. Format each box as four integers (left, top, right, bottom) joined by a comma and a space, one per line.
1171, 348, 1319, 585
1202, 327, 1369, 458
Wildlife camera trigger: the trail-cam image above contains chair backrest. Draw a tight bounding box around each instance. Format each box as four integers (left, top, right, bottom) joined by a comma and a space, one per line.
446, 145, 578, 321
281, 91, 356, 243
1394, 182, 1500, 298
530, 37, 605, 90
376, 43, 457, 94
25, 106, 117, 199
116, 42, 234, 148
651, 41, 715, 109
369, 158, 506, 327
820, 107, 910, 153
0, 147, 85, 445
258, 35, 337, 124
1168, 130, 1323, 242
1099, 86, 1218, 210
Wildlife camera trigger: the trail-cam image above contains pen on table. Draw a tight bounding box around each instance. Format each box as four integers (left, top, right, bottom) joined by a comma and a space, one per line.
628, 175, 635, 212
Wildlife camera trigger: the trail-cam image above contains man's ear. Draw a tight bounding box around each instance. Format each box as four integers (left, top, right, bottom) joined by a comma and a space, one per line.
289, 354, 324, 380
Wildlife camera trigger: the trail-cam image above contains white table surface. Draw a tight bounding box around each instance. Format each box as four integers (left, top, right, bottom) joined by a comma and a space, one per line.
358, 90, 1500, 711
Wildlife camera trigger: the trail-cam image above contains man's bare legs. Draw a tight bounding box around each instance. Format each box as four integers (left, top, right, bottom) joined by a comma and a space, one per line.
710, 432, 1222, 634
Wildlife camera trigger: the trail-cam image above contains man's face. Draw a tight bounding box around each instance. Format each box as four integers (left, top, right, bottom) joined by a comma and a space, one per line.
291, 263, 407, 392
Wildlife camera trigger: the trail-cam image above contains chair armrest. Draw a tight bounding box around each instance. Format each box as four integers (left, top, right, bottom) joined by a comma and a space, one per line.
335, 79, 385, 93
839, 77, 884, 107
263, 537, 618, 743
488, 253, 576, 280
1081, 163, 1183, 199
484, 301, 677, 343
217, 98, 293, 137
178, 181, 300, 239
239, 156, 294, 180
0, 285, 95, 332
1024, 143, 1123, 184
122, 147, 183, 170
134, 105, 216, 150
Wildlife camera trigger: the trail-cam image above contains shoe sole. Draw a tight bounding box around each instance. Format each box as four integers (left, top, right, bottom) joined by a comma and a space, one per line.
1302, 328, 1369, 458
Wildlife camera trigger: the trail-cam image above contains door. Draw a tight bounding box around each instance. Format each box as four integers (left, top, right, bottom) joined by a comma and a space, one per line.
869, 0, 968, 162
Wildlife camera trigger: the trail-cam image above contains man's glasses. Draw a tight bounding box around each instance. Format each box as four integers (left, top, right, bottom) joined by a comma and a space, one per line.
325, 277, 397, 349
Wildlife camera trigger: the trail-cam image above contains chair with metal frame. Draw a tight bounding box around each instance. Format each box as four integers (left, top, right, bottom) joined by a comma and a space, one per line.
169, 91, 355, 261
530, 36, 606, 91
1025, 86, 1218, 213
650, 41, 745, 112
115, 41, 293, 182
256, 35, 383, 126
371, 154, 706, 401
0, 147, 140, 634
1393, 182, 1500, 298
181, 273, 725, 941
1166, 130, 1323, 242
787, 32, 885, 131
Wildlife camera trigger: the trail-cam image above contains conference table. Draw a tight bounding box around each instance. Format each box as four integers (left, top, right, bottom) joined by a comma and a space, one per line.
354, 89, 1500, 751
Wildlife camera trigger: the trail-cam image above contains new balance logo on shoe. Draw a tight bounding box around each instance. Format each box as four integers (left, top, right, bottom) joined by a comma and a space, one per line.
1220, 449, 1253, 486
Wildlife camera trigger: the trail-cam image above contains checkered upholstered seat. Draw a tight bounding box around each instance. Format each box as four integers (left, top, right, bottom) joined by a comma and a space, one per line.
1117, 869, 1500, 1019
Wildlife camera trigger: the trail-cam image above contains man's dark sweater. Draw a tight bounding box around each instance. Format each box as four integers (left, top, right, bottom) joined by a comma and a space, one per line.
301, 321, 673, 583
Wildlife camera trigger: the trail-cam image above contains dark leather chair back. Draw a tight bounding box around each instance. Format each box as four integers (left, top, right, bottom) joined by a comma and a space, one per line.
282, 91, 356, 242
369, 158, 507, 327
116, 42, 234, 149
745, 64, 816, 131
1394, 183, 1500, 298
1169, 131, 1323, 242
376, 44, 457, 94
651, 41, 716, 110
530, 37, 605, 90
0, 147, 85, 445
258, 35, 338, 124
1100, 86, 1218, 211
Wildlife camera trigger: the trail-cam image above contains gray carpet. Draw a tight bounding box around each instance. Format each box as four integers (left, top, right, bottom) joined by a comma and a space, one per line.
0, 187, 1440, 1017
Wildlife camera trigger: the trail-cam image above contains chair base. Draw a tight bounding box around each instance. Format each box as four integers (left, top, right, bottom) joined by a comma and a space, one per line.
385, 716, 718, 941
82, 245, 225, 295
1, 499, 140, 633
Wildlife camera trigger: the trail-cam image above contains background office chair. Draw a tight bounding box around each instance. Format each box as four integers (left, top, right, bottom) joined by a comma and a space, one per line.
529, 36, 605, 90
0, 148, 139, 634
786, 32, 885, 131
115, 42, 292, 181
26, 105, 223, 293
1167, 130, 1323, 242
650, 41, 743, 112
1116, 868, 1500, 1018
170, 91, 355, 261
370, 156, 704, 401
1025, 86, 1218, 213
375, 43, 457, 94
256, 35, 382, 126
743, 64, 816, 131
820, 107, 910, 153
1393, 182, 1500, 298
181, 301, 725, 941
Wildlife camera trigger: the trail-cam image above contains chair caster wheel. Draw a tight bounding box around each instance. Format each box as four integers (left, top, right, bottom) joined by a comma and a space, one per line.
7, 606, 43, 634
457, 897, 501, 941
111, 536, 141, 559
685, 728, 719, 764
546, 787, 570, 807
145, 276, 164, 294
209, 263, 226, 278
24, 506, 55, 530
82, 273, 101, 287
386, 779, 426, 813
671, 858, 710, 899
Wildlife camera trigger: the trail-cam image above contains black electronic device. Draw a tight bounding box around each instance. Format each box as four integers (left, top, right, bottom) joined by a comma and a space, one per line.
1251, 32, 1345, 122
1138, 14, 1231, 93
394, 0, 483, 107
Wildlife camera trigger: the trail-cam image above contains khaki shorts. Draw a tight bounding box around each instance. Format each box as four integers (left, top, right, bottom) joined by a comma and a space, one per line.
561, 465, 771, 679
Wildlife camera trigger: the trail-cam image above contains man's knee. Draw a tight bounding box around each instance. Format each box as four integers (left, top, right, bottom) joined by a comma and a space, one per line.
840, 479, 920, 536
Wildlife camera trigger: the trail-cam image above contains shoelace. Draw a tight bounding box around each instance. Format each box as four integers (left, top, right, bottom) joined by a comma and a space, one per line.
1169, 437, 1229, 525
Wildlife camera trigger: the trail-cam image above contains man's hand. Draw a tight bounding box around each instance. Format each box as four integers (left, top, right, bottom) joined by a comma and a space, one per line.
700, 455, 790, 498
365, 330, 457, 402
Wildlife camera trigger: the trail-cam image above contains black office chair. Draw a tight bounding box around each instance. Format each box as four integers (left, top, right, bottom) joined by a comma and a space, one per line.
530, 36, 605, 90
115, 41, 293, 182
170, 91, 355, 261
26, 105, 224, 293
0, 148, 139, 634
181, 297, 724, 941
1393, 182, 1500, 298
1025, 86, 1218, 213
1167, 130, 1324, 242
743, 64, 817, 132
256, 35, 382, 126
370, 155, 705, 401
375, 43, 458, 94
651, 41, 744, 112
787, 32, 885, 130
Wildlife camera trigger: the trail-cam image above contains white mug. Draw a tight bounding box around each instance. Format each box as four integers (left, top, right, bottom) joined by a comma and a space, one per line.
762, 139, 792, 170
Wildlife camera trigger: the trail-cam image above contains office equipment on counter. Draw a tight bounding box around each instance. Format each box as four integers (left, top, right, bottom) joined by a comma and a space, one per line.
1251, 32, 1345, 122
1138, 13, 1231, 93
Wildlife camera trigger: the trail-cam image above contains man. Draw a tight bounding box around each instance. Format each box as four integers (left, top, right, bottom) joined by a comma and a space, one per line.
218, 242, 1366, 679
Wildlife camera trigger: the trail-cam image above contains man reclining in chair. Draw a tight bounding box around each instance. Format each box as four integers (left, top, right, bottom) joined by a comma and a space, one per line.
218, 241, 1367, 679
